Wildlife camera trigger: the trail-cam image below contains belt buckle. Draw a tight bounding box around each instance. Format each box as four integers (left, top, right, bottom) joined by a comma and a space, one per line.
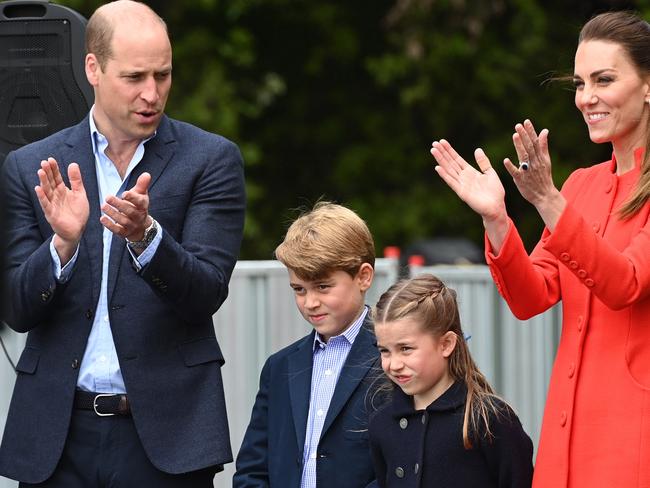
93, 393, 117, 417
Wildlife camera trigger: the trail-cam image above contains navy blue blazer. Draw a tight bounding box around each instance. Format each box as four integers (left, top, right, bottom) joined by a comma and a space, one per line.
0, 115, 245, 483
233, 315, 381, 488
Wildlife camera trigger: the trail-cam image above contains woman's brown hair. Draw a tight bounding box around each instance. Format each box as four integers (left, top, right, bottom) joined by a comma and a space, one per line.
579, 11, 650, 217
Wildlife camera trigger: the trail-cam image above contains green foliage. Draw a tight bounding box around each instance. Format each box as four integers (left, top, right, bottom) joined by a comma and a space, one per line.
55, 0, 650, 258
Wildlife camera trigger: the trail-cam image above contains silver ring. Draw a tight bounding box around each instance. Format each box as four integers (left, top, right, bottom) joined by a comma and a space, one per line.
519, 161, 529, 171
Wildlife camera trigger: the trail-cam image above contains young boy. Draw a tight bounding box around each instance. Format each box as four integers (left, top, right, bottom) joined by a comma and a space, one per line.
233, 202, 379, 488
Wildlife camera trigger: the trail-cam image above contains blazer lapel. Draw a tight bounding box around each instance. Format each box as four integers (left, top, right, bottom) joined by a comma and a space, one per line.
63, 116, 103, 307
287, 333, 315, 452
320, 317, 378, 438
107, 116, 176, 299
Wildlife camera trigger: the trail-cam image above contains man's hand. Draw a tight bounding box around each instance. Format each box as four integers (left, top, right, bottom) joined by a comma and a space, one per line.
100, 172, 152, 241
34, 158, 89, 264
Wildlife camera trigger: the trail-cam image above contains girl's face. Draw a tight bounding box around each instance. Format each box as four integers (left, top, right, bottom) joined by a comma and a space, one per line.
376, 317, 457, 410
574, 40, 650, 151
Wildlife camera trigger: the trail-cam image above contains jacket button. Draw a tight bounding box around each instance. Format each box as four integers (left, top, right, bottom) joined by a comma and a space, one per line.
421, 413, 427, 424
40, 291, 50, 302
569, 261, 578, 269
414, 463, 419, 474
592, 222, 600, 232
585, 279, 594, 288
577, 316, 584, 332
399, 418, 408, 429
577, 269, 587, 279
560, 411, 567, 427
568, 363, 575, 378
395, 467, 405, 478
71, 359, 79, 369
560, 253, 570, 261
85, 309, 93, 320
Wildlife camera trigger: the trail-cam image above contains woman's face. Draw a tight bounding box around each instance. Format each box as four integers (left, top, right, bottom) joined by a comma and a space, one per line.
574, 40, 650, 150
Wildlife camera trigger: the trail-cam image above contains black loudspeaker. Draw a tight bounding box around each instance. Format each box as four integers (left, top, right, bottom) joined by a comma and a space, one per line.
0, 0, 93, 162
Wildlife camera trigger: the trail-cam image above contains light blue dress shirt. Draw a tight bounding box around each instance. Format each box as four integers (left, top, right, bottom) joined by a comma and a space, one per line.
49, 108, 162, 393
300, 306, 368, 488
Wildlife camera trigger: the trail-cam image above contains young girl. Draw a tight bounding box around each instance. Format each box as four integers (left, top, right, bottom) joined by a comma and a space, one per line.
369, 274, 533, 488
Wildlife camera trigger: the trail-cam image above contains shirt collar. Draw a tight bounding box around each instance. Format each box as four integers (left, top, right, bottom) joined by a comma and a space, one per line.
88, 105, 156, 155
312, 305, 368, 350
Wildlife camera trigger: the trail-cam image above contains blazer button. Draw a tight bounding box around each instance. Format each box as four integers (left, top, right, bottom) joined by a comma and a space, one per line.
71, 359, 79, 369
592, 222, 600, 232
395, 467, 405, 478
577, 269, 587, 279
414, 463, 419, 474
85, 309, 93, 320
399, 418, 408, 429
560, 253, 570, 262
569, 261, 578, 269
560, 410, 567, 427
585, 279, 594, 288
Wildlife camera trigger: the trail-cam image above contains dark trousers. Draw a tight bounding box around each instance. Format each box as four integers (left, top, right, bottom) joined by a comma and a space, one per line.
19, 410, 218, 488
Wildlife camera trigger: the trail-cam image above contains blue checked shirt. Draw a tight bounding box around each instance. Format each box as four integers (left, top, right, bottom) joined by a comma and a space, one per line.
300, 306, 369, 488
50, 107, 162, 393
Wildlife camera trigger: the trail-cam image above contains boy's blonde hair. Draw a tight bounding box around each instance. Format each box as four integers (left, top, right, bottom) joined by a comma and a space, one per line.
275, 202, 375, 280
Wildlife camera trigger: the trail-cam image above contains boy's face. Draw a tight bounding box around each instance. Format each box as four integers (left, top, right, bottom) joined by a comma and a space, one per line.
288, 263, 373, 342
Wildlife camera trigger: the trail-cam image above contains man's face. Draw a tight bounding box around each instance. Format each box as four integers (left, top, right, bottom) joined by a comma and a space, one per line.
86, 22, 172, 143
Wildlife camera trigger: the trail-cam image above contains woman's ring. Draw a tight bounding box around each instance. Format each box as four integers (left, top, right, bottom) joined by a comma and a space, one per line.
519, 161, 529, 171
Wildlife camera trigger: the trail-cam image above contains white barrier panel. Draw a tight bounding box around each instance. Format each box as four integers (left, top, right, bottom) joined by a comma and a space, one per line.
1, 259, 558, 488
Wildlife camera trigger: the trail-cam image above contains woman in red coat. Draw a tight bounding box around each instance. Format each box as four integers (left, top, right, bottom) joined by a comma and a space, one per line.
431, 11, 650, 488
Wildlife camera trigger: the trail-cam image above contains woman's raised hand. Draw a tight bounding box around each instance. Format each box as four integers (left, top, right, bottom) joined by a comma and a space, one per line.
431, 139, 507, 223
504, 120, 565, 230
504, 120, 558, 205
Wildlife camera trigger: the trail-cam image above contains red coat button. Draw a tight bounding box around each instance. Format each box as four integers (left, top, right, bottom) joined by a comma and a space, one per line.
560, 253, 570, 262
560, 411, 567, 426
577, 269, 587, 279
568, 363, 575, 378
585, 279, 594, 287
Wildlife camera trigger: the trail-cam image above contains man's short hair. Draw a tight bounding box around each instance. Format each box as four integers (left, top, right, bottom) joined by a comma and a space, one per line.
85, 0, 168, 71
275, 201, 375, 280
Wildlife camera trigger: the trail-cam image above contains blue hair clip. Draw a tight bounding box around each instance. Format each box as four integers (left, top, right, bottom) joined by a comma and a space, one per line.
464, 334, 472, 342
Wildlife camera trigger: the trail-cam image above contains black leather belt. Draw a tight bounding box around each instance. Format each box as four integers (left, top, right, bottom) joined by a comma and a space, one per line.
74, 390, 131, 417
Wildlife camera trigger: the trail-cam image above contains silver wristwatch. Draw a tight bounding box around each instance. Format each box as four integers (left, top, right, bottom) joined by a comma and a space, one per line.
126, 217, 158, 250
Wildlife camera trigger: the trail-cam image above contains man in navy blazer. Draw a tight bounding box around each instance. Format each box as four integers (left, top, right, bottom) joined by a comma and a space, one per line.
0, 1, 245, 486
234, 203, 381, 488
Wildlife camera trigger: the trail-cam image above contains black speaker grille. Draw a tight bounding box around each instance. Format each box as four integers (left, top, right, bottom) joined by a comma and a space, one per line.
0, 33, 61, 62
0, 18, 89, 158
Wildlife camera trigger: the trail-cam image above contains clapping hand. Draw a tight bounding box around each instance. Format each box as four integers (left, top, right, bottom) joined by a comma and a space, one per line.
431, 139, 507, 223
100, 172, 152, 242
503, 119, 558, 208
34, 158, 89, 263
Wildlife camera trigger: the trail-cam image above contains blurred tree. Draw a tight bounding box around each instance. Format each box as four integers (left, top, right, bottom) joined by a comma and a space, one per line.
56, 0, 650, 259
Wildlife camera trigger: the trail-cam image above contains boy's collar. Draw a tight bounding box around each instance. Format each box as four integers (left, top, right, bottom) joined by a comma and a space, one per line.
312, 306, 369, 350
